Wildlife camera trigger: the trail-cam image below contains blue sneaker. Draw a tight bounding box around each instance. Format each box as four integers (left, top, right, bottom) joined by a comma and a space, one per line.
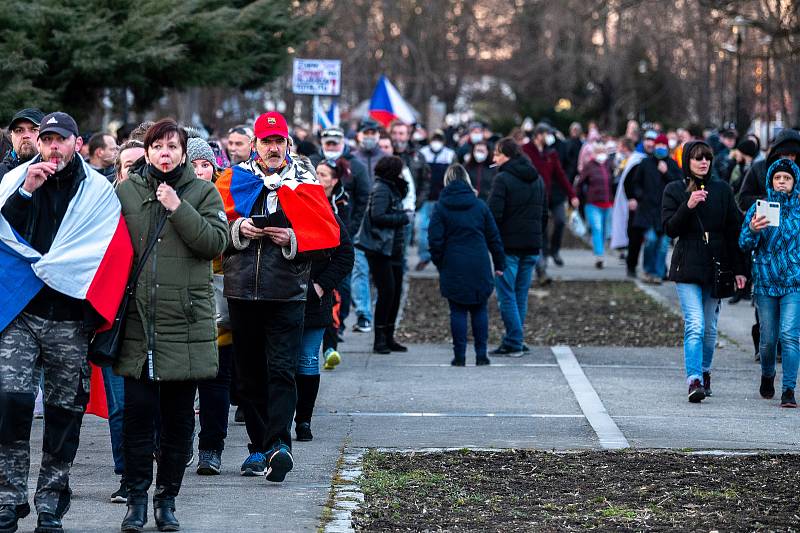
240, 452, 266, 476
265, 444, 294, 482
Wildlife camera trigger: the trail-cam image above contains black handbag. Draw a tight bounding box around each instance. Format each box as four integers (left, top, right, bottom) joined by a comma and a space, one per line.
695, 212, 736, 299
88, 212, 168, 367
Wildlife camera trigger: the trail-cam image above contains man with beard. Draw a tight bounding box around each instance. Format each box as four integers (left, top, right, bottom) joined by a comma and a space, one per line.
0, 111, 132, 533
0, 108, 45, 182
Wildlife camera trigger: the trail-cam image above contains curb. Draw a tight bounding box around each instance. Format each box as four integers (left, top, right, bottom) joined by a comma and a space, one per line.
323, 448, 366, 533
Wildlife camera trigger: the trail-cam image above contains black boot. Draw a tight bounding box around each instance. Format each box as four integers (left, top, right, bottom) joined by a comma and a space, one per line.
0, 503, 29, 533
373, 326, 391, 354
385, 325, 408, 352
153, 501, 180, 532
121, 501, 147, 533
34, 512, 62, 533
294, 374, 320, 442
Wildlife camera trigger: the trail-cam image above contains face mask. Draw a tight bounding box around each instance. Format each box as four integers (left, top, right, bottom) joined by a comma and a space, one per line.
545, 134, 556, 146
429, 140, 444, 152
470, 133, 484, 144
654, 147, 669, 159
473, 151, 488, 163
668, 139, 678, 150
412, 132, 425, 142
595, 153, 608, 164
323, 150, 342, 161
361, 137, 378, 151
393, 140, 408, 152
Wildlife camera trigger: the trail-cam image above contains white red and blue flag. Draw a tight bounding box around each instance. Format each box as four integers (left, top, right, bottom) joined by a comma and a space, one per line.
369, 75, 418, 128
0, 160, 134, 334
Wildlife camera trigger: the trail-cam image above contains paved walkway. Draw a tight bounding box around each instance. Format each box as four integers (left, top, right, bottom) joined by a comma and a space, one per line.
19, 248, 800, 532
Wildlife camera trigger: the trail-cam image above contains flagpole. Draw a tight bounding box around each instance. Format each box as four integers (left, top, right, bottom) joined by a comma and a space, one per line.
312, 94, 320, 135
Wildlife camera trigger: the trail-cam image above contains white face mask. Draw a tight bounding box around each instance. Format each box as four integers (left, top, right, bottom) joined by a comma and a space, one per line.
429, 140, 444, 152
668, 139, 678, 149
470, 132, 484, 144
412, 131, 426, 142
323, 150, 342, 161
473, 151, 488, 163
595, 153, 608, 164
545, 134, 556, 146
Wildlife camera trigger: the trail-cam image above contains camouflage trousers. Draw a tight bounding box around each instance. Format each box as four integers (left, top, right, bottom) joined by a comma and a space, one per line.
0, 313, 89, 515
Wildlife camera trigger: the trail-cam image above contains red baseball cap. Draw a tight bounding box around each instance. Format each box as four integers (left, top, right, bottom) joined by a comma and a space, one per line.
654, 133, 669, 146
254, 111, 289, 140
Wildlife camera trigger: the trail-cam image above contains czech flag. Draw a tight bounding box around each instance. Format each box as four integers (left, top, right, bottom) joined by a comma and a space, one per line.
0, 159, 134, 419
369, 75, 418, 128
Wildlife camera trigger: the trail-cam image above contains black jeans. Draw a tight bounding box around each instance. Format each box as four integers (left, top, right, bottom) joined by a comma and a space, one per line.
548, 201, 567, 257
626, 219, 645, 273
366, 253, 403, 328
123, 376, 196, 505
197, 344, 233, 452
228, 299, 304, 453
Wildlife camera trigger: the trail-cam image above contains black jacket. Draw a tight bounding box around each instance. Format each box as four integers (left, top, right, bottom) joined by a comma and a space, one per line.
465, 161, 496, 202
1, 155, 88, 320
737, 129, 800, 212
630, 154, 682, 229
310, 148, 369, 238
223, 187, 312, 302
662, 141, 746, 285
304, 213, 354, 328
0, 150, 31, 183
488, 156, 546, 256
354, 176, 409, 258
429, 180, 505, 305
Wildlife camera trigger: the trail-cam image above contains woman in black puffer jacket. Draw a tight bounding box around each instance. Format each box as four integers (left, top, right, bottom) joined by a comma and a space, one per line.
662, 140, 746, 404
354, 156, 411, 354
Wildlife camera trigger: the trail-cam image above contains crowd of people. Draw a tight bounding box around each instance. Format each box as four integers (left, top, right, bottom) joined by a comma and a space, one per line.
0, 101, 799, 533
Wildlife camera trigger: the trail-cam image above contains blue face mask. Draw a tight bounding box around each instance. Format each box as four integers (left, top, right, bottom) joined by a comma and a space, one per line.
654, 147, 669, 159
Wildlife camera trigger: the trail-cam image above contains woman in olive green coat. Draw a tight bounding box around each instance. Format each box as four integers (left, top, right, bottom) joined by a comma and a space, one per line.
114, 119, 228, 533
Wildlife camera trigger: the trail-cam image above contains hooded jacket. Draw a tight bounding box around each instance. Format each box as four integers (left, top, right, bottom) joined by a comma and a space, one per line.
353, 175, 409, 258
738, 128, 800, 211
428, 180, 505, 305
662, 141, 745, 285
488, 155, 547, 255
114, 163, 229, 381
739, 159, 800, 297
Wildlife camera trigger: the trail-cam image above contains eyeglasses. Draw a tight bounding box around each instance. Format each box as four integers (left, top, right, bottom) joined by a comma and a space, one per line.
692, 154, 713, 161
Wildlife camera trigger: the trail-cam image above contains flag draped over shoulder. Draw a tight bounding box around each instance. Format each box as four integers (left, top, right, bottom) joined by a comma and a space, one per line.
0, 159, 134, 334
216, 158, 340, 253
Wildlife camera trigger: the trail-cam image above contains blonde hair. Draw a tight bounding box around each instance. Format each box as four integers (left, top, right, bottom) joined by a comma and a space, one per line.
443, 163, 476, 194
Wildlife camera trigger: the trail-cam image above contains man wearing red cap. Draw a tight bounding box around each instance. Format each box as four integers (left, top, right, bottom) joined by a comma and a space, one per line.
627, 133, 682, 283
218, 111, 325, 483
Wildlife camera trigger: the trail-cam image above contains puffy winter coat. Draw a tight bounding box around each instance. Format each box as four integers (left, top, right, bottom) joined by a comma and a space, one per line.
354, 176, 409, 257
662, 141, 745, 286
488, 156, 547, 256
739, 159, 800, 297
631, 154, 682, 229
429, 180, 505, 305
576, 159, 614, 205
114, 164, 229, 381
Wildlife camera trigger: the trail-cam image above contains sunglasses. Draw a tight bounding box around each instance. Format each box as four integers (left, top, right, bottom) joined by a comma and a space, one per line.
692, 154, 713, 162
228, 127, 252, 136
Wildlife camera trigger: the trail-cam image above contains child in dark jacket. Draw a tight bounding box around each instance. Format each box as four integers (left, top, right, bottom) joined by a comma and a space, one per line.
739, 158, 800, 408
429, 164, 505, 366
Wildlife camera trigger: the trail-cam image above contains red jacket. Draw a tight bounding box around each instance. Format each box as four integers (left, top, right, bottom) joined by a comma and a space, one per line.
576, 160, 614, 206
522, 142, 576, 202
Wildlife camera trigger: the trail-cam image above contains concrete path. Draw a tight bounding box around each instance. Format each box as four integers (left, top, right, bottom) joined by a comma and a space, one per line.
18, 247, 800, 532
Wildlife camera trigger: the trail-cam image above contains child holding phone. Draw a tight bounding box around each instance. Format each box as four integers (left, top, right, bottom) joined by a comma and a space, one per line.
740, 158, 800, 408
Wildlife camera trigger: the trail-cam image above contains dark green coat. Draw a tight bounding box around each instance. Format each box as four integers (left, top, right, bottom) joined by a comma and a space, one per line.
114, 165, 229, 381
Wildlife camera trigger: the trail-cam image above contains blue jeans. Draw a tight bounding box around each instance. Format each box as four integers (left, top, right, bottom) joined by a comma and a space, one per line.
495, 254, 538, 350
448, 300, 489, 361
675, 283, 720, 384
584, 204, 612, 257
297, 327, 325, 376
755, 293, 800, 393
351, 248, 373, 322
102, 366, 125, 476
643, 228, 670, 277
415, 201, 435, 263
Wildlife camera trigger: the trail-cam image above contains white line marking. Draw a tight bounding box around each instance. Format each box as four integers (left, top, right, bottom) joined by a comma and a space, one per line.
391, 363, 558, 367
326, 412, 583, 418
552, 346, 630, 450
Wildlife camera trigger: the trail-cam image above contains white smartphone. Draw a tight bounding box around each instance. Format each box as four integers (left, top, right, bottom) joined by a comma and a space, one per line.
756, 199, 780, 227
